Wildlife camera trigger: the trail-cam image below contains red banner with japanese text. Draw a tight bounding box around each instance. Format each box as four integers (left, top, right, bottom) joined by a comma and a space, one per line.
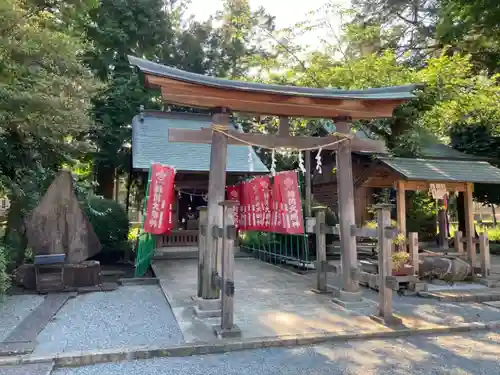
226, 185, 241, 231
271, 171, 304, 234
144, 163, 176, 235
225, 171, 303, 234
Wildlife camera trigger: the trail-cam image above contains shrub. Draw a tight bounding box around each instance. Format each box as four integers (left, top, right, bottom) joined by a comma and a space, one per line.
83, 197, 130, 255
0, 245, 10, 297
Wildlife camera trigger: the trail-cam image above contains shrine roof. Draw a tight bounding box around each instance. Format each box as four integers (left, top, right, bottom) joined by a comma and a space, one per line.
128, 55, 419, 100
131, 111, 268, 173
378, 157, 500, 184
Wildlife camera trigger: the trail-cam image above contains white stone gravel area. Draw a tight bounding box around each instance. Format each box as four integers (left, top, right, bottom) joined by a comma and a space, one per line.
0, 295, 45, 342
34, 285, 183, 354
52, 331, 500, 375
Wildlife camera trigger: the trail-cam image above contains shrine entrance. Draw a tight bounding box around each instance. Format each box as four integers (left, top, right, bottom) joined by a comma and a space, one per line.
129, 55, 419, 337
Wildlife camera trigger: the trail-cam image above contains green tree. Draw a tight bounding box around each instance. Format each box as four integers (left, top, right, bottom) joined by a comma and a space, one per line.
0, 0, 99, 265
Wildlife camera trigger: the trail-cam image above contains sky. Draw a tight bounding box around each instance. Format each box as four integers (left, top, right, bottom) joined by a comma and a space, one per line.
186, 0, 350, 49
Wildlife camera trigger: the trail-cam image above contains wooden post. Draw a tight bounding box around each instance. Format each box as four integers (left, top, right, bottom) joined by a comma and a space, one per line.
408, 232, 419, 276
396, 180, 406, 236
454, 231, 464, 253
278, 116, 289, 136
312, 207, 328, 293
197, 206, 208, 298
213, 200, 241, 338
464, 182, 476, 267
371, 204, 402, 327
479, 232, 491, 278
204, 110, 229, 299
335, 120, 359, 294
437, 199, 448, 249
305, 150, 312, 217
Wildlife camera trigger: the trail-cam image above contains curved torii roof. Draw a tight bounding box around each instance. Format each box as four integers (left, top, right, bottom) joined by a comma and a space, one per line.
128, 55, 420, 119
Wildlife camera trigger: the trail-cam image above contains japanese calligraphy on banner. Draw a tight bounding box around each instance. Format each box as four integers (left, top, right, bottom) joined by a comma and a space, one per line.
144, 163, 176, 234
226, 185, 241, 231
226, 171, 303, 234
274, 171, 304, 234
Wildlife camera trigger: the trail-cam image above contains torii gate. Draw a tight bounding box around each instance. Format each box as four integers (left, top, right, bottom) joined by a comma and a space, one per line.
128, 55, 418, 320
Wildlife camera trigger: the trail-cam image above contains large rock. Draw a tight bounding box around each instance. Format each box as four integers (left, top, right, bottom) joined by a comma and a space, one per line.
418, 256, 471, 281
25, 170, 101, 263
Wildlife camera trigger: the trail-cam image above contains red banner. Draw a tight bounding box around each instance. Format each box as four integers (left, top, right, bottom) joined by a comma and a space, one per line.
144, 164, 175, 234
271, 171, 304, 234
227, 185, 240, 230
226, 171, 303, 234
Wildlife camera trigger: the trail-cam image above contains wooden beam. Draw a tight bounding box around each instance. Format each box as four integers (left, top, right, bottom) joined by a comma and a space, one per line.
335, 121, 359, 294
396, 180, 406, 236
147, 76, 407, 119
313, 208, 328, 293
464, 182, 476, 266
305, 150, 312, 217
168, 127, 387, 153
279, 117, 289, 136
203, 110, 230, 299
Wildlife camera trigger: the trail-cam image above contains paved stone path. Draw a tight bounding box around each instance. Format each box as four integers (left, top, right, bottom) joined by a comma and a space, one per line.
152, 257, 500, 342
34, 285, 183, 355
50, 330, 500, 375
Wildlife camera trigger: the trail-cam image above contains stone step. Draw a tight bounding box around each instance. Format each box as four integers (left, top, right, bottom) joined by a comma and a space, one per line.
418, 287, 500, 302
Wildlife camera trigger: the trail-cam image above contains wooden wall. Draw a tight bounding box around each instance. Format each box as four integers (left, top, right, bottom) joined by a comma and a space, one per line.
311, 155, 397, 225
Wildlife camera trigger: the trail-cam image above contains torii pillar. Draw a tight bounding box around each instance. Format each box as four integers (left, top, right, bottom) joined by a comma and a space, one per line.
332, 118, 364, 306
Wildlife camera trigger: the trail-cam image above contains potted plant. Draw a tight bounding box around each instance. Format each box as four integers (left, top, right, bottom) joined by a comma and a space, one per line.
392, 251, 411, 276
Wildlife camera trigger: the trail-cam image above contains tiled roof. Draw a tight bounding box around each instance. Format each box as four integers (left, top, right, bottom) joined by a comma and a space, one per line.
132, 112, 268, 173
378, 157, 500, 183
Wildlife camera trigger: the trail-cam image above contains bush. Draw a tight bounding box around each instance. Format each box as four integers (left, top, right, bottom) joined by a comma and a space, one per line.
0, 245, 10, 297
83, 197, 130, 255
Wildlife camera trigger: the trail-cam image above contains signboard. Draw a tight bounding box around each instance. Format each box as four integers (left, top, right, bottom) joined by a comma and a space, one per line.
144, 163, 176, 234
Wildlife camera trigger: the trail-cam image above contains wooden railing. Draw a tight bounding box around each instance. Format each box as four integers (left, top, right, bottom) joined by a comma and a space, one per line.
156, 230, 198, 248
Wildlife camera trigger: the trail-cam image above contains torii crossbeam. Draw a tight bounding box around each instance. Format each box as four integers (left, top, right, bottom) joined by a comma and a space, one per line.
128, 55, 419, 316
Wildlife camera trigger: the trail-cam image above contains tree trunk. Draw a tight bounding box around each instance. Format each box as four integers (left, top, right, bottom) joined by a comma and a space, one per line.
95, 163, 115, 199
125, 169, 133, 214
492, 204, 497, 226
3, 198, 28, 270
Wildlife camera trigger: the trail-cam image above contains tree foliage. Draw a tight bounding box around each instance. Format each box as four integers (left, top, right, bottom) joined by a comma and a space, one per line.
0, 0, 99, 264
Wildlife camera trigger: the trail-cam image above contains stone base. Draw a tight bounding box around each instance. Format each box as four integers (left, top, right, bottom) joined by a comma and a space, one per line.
192, 297, 221, 319
212, 324, 242, 339
370, 314, 403, 328
331, 289, 372, 309
192, 296, 221, 310
331, 298, 372, 309
311, 288, 332, 295
478, 278, 499, 288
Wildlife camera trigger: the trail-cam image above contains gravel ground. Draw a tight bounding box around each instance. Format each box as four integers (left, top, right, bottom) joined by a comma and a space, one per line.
0, 295, 44, 342
34, 285, 183, 354
52, 330, 500, 375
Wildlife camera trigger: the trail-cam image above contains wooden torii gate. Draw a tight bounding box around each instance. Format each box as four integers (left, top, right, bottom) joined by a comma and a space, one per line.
128, 55, 418, 332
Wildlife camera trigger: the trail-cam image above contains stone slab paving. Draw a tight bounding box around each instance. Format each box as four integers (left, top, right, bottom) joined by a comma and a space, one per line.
0, 295, 45, 343
0, 363, 53, 375
33, 285, 183, 355
5, 293, 74, 343
152, 258, 500, 342
51, 330, 500, 375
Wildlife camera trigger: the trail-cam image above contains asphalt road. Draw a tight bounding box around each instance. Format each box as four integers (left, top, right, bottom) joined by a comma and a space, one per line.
46, 330, 500, 375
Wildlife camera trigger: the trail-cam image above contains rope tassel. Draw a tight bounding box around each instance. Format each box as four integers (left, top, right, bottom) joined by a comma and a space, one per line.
248, 145, 254, 172
298, 151, 306, 173
271, 149, 276, 176
315, 147, 323, 174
